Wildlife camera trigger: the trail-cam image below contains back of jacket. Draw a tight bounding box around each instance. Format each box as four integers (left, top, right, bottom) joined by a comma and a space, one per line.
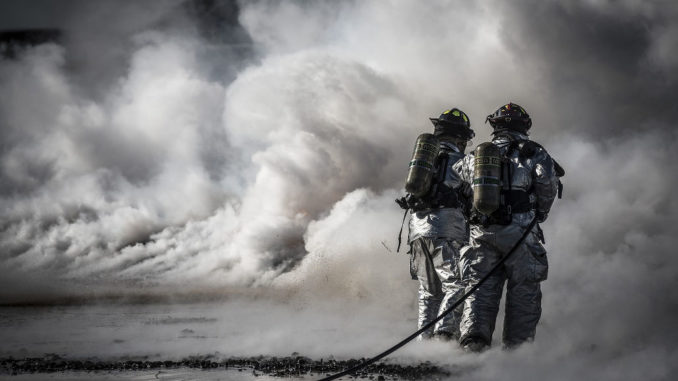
453, 132, 559, 223
408, 142, 468, 243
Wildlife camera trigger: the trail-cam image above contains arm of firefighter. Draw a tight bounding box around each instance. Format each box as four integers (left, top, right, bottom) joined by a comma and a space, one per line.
450, 155, 473, 216
452, 154, 474, 184
533, 150, 559, 222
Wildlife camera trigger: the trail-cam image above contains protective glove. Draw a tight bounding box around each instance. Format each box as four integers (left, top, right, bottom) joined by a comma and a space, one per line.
396, 195, 412, 210
396, 194, 420, 210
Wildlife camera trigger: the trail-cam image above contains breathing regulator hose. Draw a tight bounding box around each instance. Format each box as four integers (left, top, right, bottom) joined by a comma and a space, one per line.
317, 216, 539, 381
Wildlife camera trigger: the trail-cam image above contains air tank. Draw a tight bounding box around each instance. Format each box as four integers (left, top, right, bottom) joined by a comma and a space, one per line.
405, 133, 440, 197
473, 142, 502, 215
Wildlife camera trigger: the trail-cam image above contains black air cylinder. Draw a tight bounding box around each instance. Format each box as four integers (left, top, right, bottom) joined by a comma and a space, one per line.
473, 142, 502, 215
405, 133, 440, 197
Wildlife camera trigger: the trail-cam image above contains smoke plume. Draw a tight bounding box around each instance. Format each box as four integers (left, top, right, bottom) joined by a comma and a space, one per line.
1, 0, 677, 379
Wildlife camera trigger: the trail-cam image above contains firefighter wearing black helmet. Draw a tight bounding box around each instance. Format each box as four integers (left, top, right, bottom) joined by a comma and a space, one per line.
397, 108, 474, 341
486, 102, 532, 135
452, 103, 563, 351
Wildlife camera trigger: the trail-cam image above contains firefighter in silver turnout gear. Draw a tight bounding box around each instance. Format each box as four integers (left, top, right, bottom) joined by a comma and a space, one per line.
397, 108, 474, 341
453, 103, 563, 350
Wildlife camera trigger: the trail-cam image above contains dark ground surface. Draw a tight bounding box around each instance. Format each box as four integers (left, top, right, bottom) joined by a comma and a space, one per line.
0, 355, 452, 380
0, 303, 466, 380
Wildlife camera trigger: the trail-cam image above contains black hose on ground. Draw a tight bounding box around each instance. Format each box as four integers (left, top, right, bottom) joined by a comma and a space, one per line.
318, 217, 539, 381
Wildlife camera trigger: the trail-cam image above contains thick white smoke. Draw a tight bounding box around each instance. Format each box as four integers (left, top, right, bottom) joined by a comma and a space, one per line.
0, 0, 530, 295
1, 0, 677, 379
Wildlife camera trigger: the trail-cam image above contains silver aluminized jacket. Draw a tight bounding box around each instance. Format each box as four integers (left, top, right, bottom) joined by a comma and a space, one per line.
408, 142, 469, 339
453, 132, 559, 347
408, 142, 467, 243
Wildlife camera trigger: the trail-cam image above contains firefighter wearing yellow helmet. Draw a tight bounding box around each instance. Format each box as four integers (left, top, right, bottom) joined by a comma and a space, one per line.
397, 107, 474, 341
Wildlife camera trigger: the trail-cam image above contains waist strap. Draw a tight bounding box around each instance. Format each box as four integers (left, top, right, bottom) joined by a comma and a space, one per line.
410, 197, 461, 212
470, 190, 533, 226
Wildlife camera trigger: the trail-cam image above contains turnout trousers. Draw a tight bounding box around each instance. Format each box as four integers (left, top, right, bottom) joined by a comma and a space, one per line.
459, 214, 549, 347
410, 237, 466, 340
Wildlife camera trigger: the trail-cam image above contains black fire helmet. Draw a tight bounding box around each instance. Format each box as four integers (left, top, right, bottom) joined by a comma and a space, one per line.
486, 102, 532, 135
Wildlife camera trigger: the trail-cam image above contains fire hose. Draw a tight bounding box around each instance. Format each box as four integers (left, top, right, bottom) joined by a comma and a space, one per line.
318, 216, 539, 381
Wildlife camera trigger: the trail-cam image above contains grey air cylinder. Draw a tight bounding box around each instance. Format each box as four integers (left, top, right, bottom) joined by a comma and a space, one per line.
405, 133, 440, 197
473, 142, 502, 215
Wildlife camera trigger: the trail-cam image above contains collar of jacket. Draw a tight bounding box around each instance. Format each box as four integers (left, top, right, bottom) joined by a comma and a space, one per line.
440, 141, 461, 153
492, 131, 529, 146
